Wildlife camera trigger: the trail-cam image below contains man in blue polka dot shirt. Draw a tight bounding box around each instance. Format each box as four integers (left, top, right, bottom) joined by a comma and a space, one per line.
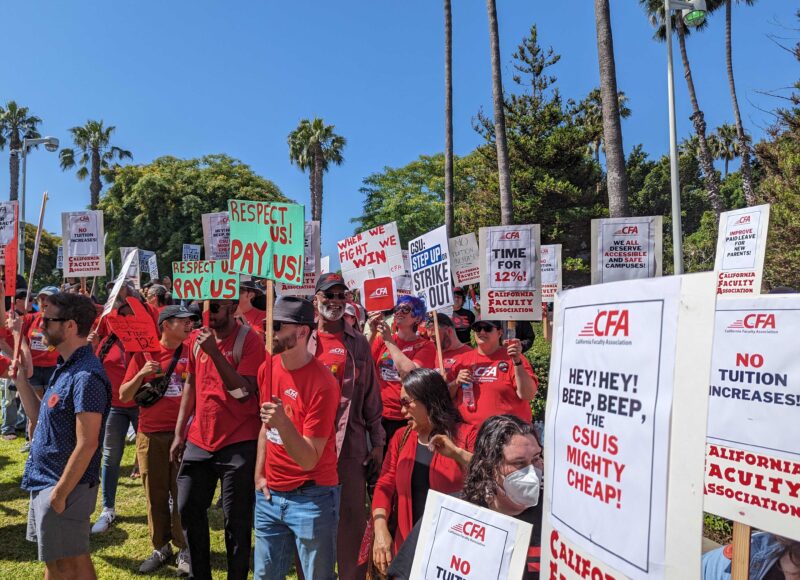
14, 292, 111, 579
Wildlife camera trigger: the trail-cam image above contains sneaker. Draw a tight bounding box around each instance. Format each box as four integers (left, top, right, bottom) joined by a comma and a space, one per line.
138, 544, 173, 573
19, 441, 31, 453
91, 508, 116, 534
2, 434, 16, 441
176, 548, 191, 576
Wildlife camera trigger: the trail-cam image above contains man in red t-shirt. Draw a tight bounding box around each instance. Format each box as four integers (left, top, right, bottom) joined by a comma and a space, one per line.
254, 297, 340, 579
310, 273, 384, 580
120, 305, 197, 574
424, 312, 473, 382
450, 320, 539, 427
235, 279, 266, 338
170, 298, 265, 580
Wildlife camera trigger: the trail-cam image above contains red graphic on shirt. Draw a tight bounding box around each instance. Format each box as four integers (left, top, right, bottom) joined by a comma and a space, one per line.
48, 393, 60, 408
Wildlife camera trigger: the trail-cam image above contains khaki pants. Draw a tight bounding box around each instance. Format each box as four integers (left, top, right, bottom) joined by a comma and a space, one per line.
136, 431, 186, 551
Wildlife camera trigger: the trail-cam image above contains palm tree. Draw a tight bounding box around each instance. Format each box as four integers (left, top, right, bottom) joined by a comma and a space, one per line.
715, 123, 739, 177
576, 89, 632, 174
287, 118, 346, 225
485, 0, 513, 226
713, 0, 756, 203
640, 0, 725, 216
59, 120, 132, 209
444, 0, 455, 238
0, 102, 42, 201
593, 0, 630, 218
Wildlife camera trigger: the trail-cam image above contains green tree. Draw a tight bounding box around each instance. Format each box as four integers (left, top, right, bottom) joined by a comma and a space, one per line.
287, 118, 346, 226
59, 120, 132, 209
640, 0, 726, 216
593, 0, 630, 217
0, 102, 42, 201
485, 0, 514, 226
99, 154, 287, 278
715, 123, 739, 177
22, 223, 62, 290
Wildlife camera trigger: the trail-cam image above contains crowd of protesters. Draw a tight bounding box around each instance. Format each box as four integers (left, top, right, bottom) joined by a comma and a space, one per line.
1, 271, 565, 580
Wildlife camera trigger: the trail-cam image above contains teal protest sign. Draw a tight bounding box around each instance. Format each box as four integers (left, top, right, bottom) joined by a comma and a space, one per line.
227, 200, 305, 285
172, 260, 239, 300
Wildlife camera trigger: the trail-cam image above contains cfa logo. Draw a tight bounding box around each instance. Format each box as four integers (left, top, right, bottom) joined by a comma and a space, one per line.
473, 366, 498, 378
369, 287, 388, 298
579, 309, 630, 337
727, 313, 776, 331
499, 231, 520, 240
75, 215, 91, 222
734, 215, 752, 225
330, 347, 345, 356
284, 388, 299, 400
613, 225, 639, 235
450, 521, 486, 543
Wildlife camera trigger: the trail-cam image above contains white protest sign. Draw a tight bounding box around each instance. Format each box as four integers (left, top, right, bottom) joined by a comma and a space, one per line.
395, 275, 412, 297
336, 222, 405, 290
449, 233, 481, 287
402, 250, 410, 274
56, 245, 63, 270
148, 254, 159, 281
119, 247, 140, 288
542, 273, 716, 579
182, 243, 201, 262
713, 204, 770, 297
278, 221, 320, 297
61, 210, 106, 277
410, 491, 531, 580
478, 224, 541, 321
541, 244, 562, 303
408, 226, 453, 311
591, 216, 662, 285
704, 296, 800, 541
320, 255, 330, 275
102, 251, 138, 318
201, 211, 230, 261
138, 250, 155, 274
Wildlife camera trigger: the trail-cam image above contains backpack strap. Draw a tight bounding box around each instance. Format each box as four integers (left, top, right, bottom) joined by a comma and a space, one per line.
232, 323, 249, 368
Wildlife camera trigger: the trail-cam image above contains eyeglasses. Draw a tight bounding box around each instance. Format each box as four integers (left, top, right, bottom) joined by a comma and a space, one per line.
399, 396, 416, 408
321, 291, 347, 300
473, 323, 497, 333
272, 321, 300, 332
41, 317, 67, 326
394, 305, 413, 315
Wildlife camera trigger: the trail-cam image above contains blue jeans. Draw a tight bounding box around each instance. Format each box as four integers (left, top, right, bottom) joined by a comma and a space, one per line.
1, 380, 25, 435
100, 406, 139, 509
254, 485, 341, 580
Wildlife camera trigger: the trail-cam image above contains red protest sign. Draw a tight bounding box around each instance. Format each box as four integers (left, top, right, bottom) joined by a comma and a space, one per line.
363, 277, 396, 312
105, 297, 160, 353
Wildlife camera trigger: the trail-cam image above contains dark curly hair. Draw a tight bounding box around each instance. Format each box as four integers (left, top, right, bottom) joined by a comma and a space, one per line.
402, 368, 462, 439
462, 415, 540, 507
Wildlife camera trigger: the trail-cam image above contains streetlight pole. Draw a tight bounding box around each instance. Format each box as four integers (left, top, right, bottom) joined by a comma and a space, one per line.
11, 136, 59, 277
664, 0, 706, 276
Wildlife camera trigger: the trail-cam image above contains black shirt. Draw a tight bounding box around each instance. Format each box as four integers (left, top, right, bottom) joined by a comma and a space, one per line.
410, 441, 433, 525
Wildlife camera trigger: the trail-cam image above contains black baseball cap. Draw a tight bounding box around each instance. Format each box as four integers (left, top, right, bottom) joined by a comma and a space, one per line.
273, 296, 315, 325
158, 304, 200, 326
471, 319, 502, 330
453, 287, 466, 296
240, 280, 264, 295
426, 312, 454, 328
315, 273, 347, 293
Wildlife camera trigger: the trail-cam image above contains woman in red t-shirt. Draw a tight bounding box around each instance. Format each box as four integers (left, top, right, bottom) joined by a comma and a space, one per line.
450, 320, 539, 427
371, 368, 476, 575
368, 296, 437, 444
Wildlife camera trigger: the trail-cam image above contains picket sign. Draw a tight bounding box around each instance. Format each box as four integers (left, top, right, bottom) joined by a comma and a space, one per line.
148, 254, 159, 281
411, 491, 531, 580
105, 297, 160, 353
277, 221, 319, 296
320, 255, 330, 275
542, 272, 716, 579
61, 210, 106, 277
363, 277, 396, 312
119, 247, 141, 289
201, 211, 230, 261
337, 222, 405, 290
590, 216, 663, 285
449, 232, 480, 286
182, 243, 201, 262
713, 204, 770, 297
171, 260, 238, 300
0, 201, 19, 297
102, 251, 139, 319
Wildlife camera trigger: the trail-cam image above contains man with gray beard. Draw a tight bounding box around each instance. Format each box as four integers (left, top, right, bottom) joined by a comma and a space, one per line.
310, 273, 385, 580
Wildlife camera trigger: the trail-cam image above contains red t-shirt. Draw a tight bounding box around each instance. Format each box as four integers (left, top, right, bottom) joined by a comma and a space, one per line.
0, 355, 11, 378
96, 335, 135, 408
186, 324, 265, 452
451, 348, 538, 426
241, 308, 266, 336
315, 331, 347, 386
442, 343, 473, 381
24, 313, 59, 368
258, 355, 339, 491
124, 341, 191, 433
371, 334, 437, 421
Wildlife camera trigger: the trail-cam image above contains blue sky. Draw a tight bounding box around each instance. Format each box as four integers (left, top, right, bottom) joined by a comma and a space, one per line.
3, 1, 795, 269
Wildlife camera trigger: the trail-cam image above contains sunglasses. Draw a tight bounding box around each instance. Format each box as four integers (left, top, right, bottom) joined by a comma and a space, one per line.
473, 323, 498, 333
321, 291, 347, 300
41, 317, 67, 326
394, 305, 413, 315
399, 396, 416, 408
272, 321, 300, 332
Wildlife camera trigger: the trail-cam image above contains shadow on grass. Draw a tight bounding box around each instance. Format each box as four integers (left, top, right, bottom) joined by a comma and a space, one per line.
0, 523, 38, 562
99, 550, 230, 576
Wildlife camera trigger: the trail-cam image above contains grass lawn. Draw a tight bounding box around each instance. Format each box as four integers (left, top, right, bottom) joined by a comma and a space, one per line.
0, 436, 298, 579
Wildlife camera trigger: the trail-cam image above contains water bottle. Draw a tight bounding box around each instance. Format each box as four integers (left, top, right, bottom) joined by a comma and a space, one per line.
461, 382, 476, 412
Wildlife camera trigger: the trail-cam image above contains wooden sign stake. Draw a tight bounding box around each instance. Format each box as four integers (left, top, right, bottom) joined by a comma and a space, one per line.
730, 521, 751, 580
